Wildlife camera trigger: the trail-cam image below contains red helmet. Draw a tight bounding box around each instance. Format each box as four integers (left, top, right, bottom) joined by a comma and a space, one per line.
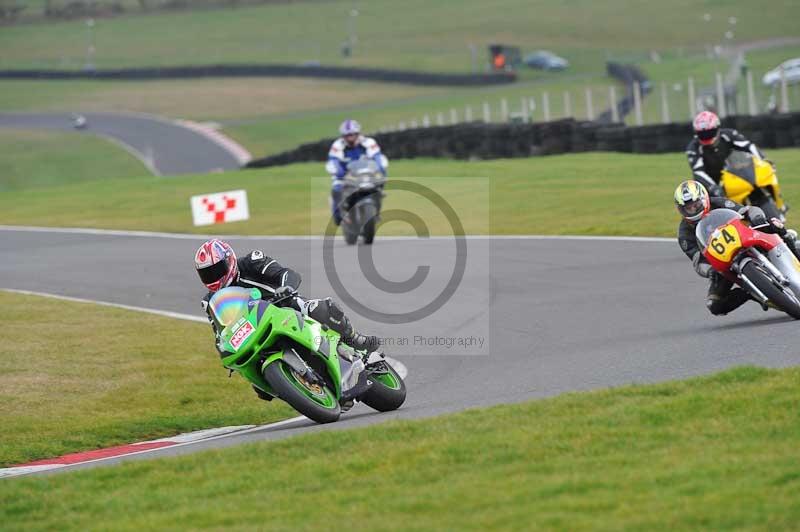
194, 239, 238, 292
693, 111, 721, 146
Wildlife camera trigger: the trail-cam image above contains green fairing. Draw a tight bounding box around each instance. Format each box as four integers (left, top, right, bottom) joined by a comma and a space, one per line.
212, 288, 343, 399
207, 286, 405, 423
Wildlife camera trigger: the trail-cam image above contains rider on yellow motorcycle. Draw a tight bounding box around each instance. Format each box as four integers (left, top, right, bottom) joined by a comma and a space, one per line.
686, 111, 765, 196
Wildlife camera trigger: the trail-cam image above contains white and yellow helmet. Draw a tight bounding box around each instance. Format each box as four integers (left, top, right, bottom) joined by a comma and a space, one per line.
674, 180, 711, 223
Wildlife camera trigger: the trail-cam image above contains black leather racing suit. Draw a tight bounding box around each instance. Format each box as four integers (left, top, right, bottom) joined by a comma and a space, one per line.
679, 198, 755, 315
686, 128, 764, 196
201, 250, 360, 354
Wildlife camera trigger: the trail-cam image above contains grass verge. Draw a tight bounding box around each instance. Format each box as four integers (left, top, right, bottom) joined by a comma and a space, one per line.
0, 292, 294, 467
2, 149, 800, 236
0, 0, 796, 72
0, 129, 149, 191
2, 365, 798, 530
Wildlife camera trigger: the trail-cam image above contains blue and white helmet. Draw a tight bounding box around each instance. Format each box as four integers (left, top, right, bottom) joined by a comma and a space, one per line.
339, 119, 361, 136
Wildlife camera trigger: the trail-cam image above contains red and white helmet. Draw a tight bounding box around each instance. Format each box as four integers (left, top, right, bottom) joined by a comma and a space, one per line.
693, 111, 721, 146
194, 239, 238, 292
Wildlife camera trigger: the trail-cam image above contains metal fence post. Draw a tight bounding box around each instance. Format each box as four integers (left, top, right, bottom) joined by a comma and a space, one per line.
450, 108, 458, 124
500, 98, 509, 122
715, 72, 726, 117
542, 92, 550, 122
633, 81, 643, 125
482, 101, 491, 123
780, 66, 790, 113
609, 85, 619, 123
746, 70, 757, 115
660, 82, 670, 123
585, 88, 594, 121
465, 105, 473, 122
520, 97, 529, 123
563, 91, 572, 118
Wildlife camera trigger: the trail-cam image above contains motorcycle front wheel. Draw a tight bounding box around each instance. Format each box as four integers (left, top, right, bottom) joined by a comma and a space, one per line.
741, 261, 800, 319
263, 361, 341, 423
361, 203, 378, 245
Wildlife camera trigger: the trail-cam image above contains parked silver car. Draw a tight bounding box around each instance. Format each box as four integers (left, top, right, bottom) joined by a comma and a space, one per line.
523, 50, 569, 71
762, 58, 800, 86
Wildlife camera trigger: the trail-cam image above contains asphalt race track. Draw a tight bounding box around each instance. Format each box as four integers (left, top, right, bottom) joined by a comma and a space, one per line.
2, 228, 799, 473
0, 112, 247, 175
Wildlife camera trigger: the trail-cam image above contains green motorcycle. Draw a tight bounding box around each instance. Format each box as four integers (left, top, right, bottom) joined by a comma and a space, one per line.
208, 286, 406, 423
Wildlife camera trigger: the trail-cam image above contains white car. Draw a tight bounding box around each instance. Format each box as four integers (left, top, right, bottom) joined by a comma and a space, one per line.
762, 58, 800, 86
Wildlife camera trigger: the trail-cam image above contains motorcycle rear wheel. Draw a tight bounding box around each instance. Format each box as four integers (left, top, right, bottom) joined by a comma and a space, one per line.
741, 261, 800, 319
359, 361, 406, 412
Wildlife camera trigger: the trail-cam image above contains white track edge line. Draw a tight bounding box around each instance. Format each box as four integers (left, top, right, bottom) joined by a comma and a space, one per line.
0, 288, 207, 323
0, 288, 408, 477
77, 111, 250, 165
1, 352, 407, 478
0, 225, 673, 242
174, 119, 252, 165
0, 416, 310, 479
93, 132, 162, 177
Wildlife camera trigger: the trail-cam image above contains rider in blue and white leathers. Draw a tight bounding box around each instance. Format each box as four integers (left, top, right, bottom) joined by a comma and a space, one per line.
325, 119, 388, 225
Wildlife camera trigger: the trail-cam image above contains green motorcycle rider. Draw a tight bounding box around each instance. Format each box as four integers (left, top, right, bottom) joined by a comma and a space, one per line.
194, 239, 390, 414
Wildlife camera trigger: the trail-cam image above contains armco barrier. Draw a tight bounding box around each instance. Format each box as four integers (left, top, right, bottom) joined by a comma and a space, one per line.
244, 112, 800, 170
0, 65, 516, 87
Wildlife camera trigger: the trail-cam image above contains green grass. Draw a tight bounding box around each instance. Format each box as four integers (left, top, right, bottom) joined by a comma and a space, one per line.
1, 47, 795, 158
0, 78, 446, 121
1, 0, 798, 72
0, 291, 294, 467
1, 46, 783, 158
226, 45, 800, 156
2, 149, 800, 236
0, 129, 149, 191
2, 2, 798, 157
2, 365, 798, 530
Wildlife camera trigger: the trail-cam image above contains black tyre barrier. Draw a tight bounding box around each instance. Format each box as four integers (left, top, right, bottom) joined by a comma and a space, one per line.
0, 65, 517, 87
243, 113, 800, 170
595, 125, 632, 153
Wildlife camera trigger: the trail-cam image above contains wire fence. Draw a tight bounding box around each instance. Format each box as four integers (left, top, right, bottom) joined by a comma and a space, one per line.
376, 70, 797, 134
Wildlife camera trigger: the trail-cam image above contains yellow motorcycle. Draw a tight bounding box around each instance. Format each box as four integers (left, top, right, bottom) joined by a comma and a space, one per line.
721, 151, 787, 222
